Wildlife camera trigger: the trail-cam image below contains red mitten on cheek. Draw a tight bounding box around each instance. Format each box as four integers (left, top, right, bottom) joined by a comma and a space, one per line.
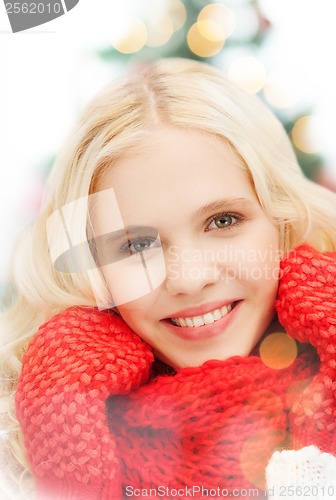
276, 244, 336, 348
15, 307, 154, 500
275, 244, 336, 452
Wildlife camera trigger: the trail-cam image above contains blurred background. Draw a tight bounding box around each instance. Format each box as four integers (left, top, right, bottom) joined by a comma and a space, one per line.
1, 0, 336, 305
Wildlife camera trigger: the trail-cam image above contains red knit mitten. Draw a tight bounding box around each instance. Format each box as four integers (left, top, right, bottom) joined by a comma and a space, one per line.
276, 244, 336, 453
15, 307, 154, 500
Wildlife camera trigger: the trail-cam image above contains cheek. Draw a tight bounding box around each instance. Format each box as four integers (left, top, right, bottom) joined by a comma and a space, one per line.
217, 223, 280, 290
101, 249, 166, 307
245, 227, 280, 301
244, 253, 280, 289
116, 292, 159, 332
117, 308, 160, 351
116, 306, 149, 343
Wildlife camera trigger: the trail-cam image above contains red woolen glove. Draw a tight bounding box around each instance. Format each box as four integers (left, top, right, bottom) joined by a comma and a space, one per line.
15, 307, 154, 500
275, 244, 336, 453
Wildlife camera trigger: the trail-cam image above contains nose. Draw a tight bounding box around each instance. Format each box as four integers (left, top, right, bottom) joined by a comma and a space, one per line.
164, 244, 219, 296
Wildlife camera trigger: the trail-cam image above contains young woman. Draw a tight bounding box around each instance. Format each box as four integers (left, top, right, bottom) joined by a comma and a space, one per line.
2, 58, 336, 499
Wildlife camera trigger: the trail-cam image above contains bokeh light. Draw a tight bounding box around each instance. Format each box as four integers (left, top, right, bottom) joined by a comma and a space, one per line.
291, 115, 320, 154
198, 3, 235, 40
197, 20, 225, 42
240, 425, 286, 488
247, 390, 283, 419
230, 3, 259, 41
146, 17, 174, 47
285, 378, 313, 409
259, 332, 297, 370
264, 71, 301, 109
187, 22, 225, 58
228, 56, 267, 94
169, 0, 187, 32
112, 18, 148, 54
145, 0, 186, 48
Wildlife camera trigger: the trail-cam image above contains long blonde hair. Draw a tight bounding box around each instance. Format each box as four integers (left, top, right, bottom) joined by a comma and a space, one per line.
2, 57, 336, 497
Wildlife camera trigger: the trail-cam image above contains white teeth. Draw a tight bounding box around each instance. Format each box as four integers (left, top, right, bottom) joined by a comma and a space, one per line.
213, 309, 221, 320
171, 303, 234, 328
203, 313, 215, 325
193, 316, 204, 327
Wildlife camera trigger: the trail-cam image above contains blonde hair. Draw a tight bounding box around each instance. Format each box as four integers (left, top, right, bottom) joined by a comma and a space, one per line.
2, 57, 336, 497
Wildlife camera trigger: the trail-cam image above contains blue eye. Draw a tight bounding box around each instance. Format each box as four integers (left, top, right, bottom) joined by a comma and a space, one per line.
121, 237, 161, 255
92, 226, 160, 265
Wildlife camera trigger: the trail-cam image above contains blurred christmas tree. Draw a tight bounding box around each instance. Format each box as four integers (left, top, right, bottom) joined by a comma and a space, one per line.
97, 0, 324, 182
99, 0, 268, 62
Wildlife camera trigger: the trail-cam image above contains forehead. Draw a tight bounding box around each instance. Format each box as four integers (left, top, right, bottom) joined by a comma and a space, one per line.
94, 127, 257, 227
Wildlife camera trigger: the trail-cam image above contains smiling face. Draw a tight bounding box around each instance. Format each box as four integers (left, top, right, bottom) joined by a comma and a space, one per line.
93, 127, 280, 368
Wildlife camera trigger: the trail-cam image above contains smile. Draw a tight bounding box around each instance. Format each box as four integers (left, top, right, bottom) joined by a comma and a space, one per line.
171, 303, 234, 328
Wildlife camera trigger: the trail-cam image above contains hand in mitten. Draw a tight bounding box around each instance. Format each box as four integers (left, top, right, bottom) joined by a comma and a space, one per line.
15, 307, 154, 500
275, 244, 336, 452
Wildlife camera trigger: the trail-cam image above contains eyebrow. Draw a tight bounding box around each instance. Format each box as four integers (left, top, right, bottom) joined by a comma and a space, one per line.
92, 198, 254, 244
195, 198, 254, 218
94, 226, 158, 243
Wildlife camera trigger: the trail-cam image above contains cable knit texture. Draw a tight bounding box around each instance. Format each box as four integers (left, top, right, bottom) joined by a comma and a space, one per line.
15, 245, 336, 499
15, 308, 154, 499
275, 244, 336, 452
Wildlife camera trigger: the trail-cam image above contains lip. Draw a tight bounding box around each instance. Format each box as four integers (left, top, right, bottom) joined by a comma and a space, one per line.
164, 299, 239, 320
161, 300, 242, 341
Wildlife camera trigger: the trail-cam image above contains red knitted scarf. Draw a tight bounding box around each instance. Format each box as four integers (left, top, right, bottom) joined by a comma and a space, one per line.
15, 245, 336, 499
107, 349, 317, 495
